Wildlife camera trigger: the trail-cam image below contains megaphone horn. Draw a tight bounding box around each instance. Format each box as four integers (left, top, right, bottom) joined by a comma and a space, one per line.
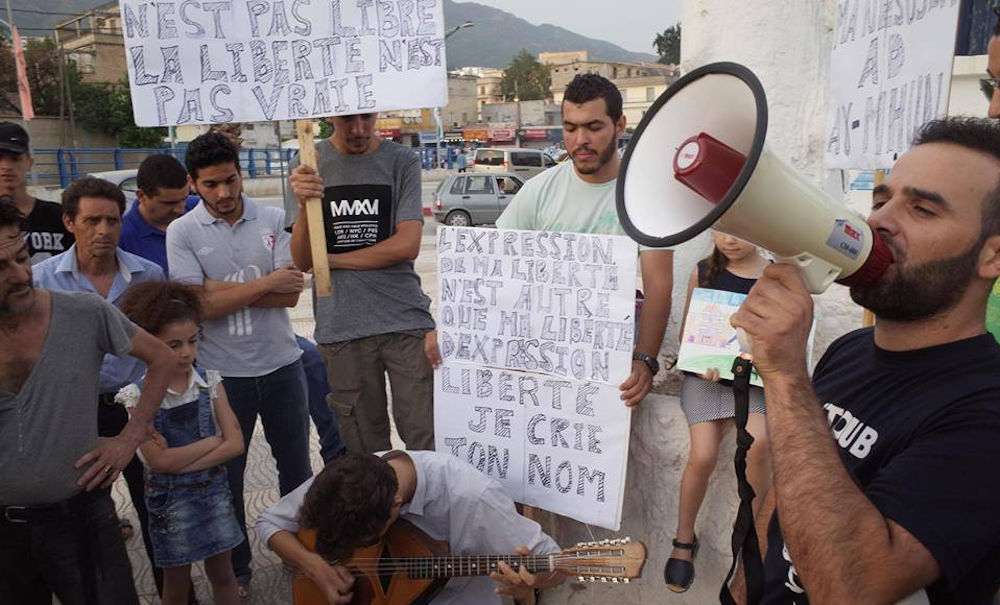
616, 62, 892, 293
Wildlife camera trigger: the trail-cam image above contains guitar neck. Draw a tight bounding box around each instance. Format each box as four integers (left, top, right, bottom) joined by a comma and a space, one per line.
399, 554, 553, 579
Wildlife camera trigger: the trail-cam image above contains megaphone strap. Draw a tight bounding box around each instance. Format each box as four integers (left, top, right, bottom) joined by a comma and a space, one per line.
720, 356, 765, 605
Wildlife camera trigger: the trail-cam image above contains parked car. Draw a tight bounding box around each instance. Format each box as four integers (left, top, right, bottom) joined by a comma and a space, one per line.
432, 173, 525, 226
87, 169, 139, 197
472, 147, 557, 180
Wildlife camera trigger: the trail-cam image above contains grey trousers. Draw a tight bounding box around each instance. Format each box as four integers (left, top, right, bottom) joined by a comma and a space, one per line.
320, 330, 435, 453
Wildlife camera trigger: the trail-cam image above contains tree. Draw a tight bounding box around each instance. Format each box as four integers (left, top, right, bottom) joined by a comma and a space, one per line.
500, 50, 551, 102
72, 79, 166, 148
0, 37, 65, 117
654, 23, 681, 65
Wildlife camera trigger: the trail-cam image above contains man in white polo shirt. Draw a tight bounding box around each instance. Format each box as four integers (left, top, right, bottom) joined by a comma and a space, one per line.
166, 131, 312, 597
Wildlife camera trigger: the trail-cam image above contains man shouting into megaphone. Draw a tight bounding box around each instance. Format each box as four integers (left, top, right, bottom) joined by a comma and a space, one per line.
731, 117, 1000, 605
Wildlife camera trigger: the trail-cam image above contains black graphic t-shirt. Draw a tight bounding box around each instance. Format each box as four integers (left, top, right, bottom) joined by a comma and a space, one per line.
321, 184, 393, 253
24, 198, 74, 264
282, 139, 434, 344
762, 328, 1000, 605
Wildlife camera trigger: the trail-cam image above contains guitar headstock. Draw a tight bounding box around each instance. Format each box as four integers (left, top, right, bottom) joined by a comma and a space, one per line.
555, 537, 647, 584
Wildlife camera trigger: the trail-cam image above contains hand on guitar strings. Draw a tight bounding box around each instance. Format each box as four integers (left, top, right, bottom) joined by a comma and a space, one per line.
491, 546, 565, 603
304, 558, 355, 605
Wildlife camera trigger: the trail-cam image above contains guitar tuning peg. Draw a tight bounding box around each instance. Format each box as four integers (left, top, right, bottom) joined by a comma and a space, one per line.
612, 577, 620, 583
623, 578, 630, 584
600, 577, 608, 583
577, 576, 585, 583
588, 576, 597, 583
622, 537, 631, 544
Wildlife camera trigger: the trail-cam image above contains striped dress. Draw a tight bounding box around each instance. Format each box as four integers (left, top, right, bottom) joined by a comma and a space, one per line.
680, 260, 766, 425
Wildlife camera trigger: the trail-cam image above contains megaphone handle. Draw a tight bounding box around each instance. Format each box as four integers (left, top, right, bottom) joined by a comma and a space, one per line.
772, 253, 841, 294
736, 327, 753, 355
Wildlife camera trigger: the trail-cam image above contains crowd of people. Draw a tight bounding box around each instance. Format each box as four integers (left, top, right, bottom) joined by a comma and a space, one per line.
4, 50, 1000, 605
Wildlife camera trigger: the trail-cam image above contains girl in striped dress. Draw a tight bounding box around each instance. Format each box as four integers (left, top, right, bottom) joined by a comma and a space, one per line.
665, 232, 772, 593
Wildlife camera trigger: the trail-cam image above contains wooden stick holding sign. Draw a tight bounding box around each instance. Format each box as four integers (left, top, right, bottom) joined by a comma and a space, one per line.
295, 120, 332, 297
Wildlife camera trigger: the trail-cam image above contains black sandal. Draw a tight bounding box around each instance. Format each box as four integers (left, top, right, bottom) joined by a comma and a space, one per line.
664, 536, 699, 593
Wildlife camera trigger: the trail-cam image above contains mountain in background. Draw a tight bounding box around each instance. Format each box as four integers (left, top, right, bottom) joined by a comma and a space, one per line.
442, 0, 659, 68
9, 0, 659, 68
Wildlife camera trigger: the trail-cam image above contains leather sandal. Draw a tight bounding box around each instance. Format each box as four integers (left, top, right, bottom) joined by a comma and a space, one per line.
664, 536, 699, 593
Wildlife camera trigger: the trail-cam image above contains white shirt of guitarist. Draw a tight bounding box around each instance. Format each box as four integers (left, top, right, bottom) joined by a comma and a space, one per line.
256, 450, 560, 604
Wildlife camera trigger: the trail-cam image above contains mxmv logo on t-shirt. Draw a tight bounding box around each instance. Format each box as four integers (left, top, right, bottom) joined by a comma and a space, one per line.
321, 184, 393, 254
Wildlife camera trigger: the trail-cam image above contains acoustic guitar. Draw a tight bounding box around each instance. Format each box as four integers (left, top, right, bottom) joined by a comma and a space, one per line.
293, 519, 647, 605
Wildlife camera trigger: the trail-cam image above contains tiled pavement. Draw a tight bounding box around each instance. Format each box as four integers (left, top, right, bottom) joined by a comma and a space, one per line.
112, 227, 440, 604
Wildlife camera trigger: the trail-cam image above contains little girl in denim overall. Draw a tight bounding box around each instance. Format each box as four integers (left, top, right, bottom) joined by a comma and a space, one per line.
116, 281, 244, 605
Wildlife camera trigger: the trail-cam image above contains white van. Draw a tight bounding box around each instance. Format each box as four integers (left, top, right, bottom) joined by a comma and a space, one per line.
472, 147, 557, 179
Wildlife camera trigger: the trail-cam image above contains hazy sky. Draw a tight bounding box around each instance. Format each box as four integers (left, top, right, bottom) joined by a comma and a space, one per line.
454, 0, 683, 55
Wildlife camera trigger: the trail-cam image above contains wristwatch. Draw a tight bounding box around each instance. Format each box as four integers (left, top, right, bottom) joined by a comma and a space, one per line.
632, 352, 659, 375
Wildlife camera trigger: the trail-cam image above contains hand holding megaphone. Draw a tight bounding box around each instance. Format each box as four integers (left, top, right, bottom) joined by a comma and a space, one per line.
728, 263, 817, 378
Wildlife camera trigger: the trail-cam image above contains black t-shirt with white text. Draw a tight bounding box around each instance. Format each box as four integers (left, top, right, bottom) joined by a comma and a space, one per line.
761, 328, 1000, 605
23, 198, 73, 264
321, 183, 393, 253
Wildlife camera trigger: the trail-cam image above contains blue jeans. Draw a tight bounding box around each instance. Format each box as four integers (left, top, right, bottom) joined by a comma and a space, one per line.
295, 335, 346, 463
222, 358, 312, 582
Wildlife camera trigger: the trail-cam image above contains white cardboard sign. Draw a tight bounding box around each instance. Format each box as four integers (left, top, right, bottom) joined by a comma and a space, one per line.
436, 226, 638, 387
117, 0, 448, 126
434, 226, 638, 530
825, 0, 960, 169
435, 362, 631, 530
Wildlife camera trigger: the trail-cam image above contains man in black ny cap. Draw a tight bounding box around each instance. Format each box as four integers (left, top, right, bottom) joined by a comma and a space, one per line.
0, 121, 74, 264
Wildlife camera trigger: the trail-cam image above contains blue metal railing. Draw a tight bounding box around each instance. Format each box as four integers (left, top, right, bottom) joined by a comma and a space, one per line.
29, 145, 480, 188
29, 146, 300, 188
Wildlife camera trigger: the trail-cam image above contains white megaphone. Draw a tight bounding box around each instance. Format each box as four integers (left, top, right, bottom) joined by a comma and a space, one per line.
617, 62, 892, 294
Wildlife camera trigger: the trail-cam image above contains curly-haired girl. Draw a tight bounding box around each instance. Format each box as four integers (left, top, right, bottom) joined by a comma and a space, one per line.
116, 281, 244, 605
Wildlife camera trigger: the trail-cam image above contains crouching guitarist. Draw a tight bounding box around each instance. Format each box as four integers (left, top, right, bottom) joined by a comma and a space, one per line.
256, 451, 566, 604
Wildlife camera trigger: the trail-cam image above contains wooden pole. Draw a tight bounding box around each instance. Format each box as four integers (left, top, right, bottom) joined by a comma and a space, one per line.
861, 169, 886, 328
295, 120, 332, 297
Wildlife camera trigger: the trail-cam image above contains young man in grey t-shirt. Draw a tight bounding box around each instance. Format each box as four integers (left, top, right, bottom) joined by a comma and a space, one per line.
287, 113, 435, 454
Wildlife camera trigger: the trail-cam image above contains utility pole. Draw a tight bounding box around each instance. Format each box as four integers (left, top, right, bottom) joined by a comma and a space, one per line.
514, 80, 521, 148
438, 21, 475, 168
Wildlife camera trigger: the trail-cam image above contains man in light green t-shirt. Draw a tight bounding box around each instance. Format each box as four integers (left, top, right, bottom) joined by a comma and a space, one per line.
497, 73, 674, 406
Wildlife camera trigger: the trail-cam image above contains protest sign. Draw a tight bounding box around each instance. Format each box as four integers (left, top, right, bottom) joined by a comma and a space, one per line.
678, 287, 816, 386
117, 0, 448, 126
678, 288, 762, 387
435, 362, 631, 530
825, 0, 960, 169
436, 226, 639, 387
435, 226, 638, 530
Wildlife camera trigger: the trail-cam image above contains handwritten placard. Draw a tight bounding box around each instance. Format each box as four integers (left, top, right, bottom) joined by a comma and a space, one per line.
437, 226, 638, 387
678, 287, 816, 387
435, 362, 631, 530
678, 288, 762, 387
435, 226, 637, 530
117, 0, 448, 126
825, 0, 960, 169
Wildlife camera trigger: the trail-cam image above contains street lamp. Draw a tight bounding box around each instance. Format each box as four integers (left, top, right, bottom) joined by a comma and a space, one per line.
445, 21, 475, 39
436, 21, 475, 168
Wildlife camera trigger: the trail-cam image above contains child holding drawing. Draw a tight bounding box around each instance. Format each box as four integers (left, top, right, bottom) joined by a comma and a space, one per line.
665, 231, 772, 593
115, 281, 244, 605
